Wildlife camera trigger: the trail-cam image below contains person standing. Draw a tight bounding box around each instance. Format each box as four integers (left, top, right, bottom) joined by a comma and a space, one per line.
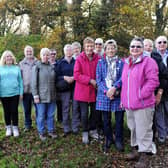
31, 48, 57, 141
74, 37, 100, 144
121, 37, 159, 168
0, 50, 23, 137
151, 35, 168, 143
19, 45, 38, 131
96, 39, 124, 152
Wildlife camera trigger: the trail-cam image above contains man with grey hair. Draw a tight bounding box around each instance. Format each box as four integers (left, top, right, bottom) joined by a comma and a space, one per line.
94, 38, 104, 57
151, 35, 168, 144
19, 45, 38, 131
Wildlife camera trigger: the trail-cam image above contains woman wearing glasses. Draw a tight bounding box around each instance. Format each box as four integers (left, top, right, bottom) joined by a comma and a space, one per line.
121, 37, 159, 168
151, 36, 168, 144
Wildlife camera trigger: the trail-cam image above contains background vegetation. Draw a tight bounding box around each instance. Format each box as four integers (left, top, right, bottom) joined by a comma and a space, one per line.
0, 0, 168, 60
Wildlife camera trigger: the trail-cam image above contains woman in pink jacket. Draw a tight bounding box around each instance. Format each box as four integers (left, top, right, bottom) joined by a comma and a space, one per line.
121, 37, 159, 168
74, 37, 100, 144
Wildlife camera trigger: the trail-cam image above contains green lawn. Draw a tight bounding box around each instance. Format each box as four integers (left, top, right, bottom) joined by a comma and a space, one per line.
0, 103, 133, 168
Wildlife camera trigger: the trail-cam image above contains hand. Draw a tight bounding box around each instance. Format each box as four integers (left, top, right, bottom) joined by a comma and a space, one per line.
64, 76, 73, 84
106, 87, 116, 98
34, 97, 40, 104
155, 89, 163, 106
19, 95, 23, 100
90, 79, 97, 88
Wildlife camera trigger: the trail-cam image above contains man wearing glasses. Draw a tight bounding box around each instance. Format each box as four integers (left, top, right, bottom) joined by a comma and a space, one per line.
151, 36, 168, 144
94, 38, 104, 57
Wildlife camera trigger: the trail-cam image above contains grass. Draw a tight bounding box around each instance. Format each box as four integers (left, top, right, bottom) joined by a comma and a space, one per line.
0, 103, 131, 168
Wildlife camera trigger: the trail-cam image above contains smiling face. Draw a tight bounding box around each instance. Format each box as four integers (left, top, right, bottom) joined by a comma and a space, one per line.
95, 43, 103, 53
25, 47, 33, 59
155, 36, 168, 53
5, 54, 14, 65
105, 44, 116, 57
84, 42, 95, 57
143, 40, 153, 53
41, 53, 50, 63
64, 46, 73, 58
129, 40, 143, 58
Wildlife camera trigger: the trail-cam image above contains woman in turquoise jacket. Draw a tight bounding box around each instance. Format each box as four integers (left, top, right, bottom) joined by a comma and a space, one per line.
0, 50, 23, 137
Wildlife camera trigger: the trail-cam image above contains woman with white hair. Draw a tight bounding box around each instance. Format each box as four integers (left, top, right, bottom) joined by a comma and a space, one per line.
96, 39, 124, 153
31, 48, 57, 141
0, 50, 23, 137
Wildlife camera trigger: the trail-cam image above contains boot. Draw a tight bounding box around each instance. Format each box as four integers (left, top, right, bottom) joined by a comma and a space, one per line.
134, 153, 149, 168
6, 125, 12, 136
125, 147, 139, 161
82, 132, 89, 144
12, 126, 19, 137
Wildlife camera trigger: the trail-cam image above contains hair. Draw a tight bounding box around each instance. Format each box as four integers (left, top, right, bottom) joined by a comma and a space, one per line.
104, 39, 118, 50
130, 37, 144, 47
50, 48, 57, 53
71, 41, 81, 51
143, 39, 153, 47
83, 37, 94, 46
0, 50, 17, 65
40, 48, 50, 59
155, 35, 168, 46
24, 45, 34, 56
63, 44, 72, 54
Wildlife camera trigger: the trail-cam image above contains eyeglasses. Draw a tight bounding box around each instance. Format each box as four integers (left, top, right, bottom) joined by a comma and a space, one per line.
51, 53, 56, 55
95, 43, 102, 46
158, 41, 167, 44
130, 45, 142, 48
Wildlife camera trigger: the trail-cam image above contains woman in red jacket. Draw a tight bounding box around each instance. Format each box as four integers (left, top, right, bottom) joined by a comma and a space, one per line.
74, 37, 100, 144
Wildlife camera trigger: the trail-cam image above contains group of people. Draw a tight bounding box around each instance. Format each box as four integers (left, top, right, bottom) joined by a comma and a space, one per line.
0, 35, 168, 168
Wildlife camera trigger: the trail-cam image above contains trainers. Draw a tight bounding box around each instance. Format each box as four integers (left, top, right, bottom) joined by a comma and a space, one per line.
39, 134, 47, 141
48, 132, 58, 139
89, 129, 99, 140
115, 142, 124, 152
151, 142, 157, 154
6, 125, 12, 137
82, 132, 89, 144
12, 126, 19, 137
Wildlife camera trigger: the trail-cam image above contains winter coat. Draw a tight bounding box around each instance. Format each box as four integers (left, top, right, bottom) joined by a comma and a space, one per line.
19, 57, 38, 93
31, 61, 56, 103
121, 55, 159, 110
151, 50, 168, 100
96, 56, 124, 112
74, 51, 100, 102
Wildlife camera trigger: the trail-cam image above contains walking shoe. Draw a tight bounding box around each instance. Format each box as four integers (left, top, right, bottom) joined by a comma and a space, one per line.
39, 134, 47, 141
48, 132, 58, 139
134, 153, 149, 168
89, 129, 99, 140
12, 126, 19, 137
125, 148, 139, 161
82, 132, 89, 144
6, 125, 12, 137
115, 142, 124, 152
151, 142, 157, 154
158, 137, 165, 143
103, 139, 112, 154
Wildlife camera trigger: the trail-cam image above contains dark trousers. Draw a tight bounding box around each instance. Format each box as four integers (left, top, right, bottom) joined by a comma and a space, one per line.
23, 93, 36, 128
103, 110, 124, 143
56, 92, 62, 122
78, 102, 96, 132
1, 95, 19, 126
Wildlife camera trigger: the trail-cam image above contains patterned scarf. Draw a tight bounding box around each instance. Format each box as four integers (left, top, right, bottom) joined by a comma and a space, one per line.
105, 56, 118, 89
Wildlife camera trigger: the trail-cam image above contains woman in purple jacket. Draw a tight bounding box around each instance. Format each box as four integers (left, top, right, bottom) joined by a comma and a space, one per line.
121, 37, 159, 168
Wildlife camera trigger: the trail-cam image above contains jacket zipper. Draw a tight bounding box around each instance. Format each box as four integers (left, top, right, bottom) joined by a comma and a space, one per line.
127, 69, 130, 108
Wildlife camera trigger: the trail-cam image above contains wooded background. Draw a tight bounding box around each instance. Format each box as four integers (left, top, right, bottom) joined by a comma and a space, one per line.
0, 0, 168, 60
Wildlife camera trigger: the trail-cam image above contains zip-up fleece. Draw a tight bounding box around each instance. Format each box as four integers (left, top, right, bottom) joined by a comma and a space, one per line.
121, 55, 159, 110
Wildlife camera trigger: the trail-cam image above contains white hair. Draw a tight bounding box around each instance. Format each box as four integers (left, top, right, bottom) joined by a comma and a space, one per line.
63, 44, 72, 54
24, 45, 34, 56
40, 48, 50, 59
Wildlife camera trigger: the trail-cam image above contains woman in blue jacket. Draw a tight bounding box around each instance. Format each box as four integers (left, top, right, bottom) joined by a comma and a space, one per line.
0, 50, 23, 137
96, 39, 124, 153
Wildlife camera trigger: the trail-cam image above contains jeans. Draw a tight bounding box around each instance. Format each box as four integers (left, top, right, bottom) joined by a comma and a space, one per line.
22, 93, 37, 128
36, 102, 56, 134
103, 110, 124, 143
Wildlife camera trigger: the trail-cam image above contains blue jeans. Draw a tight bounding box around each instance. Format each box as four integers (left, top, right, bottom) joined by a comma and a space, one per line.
36, 102, 56, 134
22, 93, 37, 128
